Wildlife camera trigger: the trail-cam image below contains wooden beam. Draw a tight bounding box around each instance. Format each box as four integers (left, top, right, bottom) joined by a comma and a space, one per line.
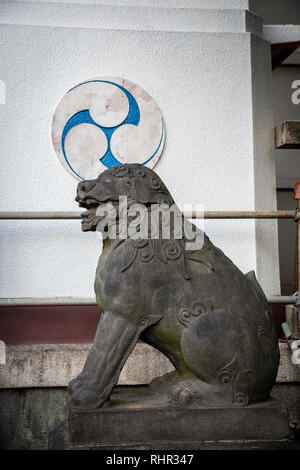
275, 121, 300, 149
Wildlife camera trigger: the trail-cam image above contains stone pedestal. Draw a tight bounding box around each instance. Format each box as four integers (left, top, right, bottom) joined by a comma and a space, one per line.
66, 386, 289, 448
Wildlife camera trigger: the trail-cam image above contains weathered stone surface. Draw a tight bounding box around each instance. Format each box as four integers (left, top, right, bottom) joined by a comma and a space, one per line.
272, 383, 300, 435
0, 388, 67, 449
277, 342, 300, 383
0, 389, 19, 447
0, 342, 298, 389
68, 387, 289, 446
69, 164, 280, 410
0, 385, 298, 450
275, 121, 300, 149
0, 343, 174, 388
0, 344, 91, 389
20, 389, 67, 448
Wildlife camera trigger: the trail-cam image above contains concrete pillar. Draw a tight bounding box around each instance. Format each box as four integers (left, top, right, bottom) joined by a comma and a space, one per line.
0, 0, 280, 297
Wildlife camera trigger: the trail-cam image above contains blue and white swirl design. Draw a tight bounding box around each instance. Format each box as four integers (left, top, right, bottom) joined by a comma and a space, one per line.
51, 77, 165, 181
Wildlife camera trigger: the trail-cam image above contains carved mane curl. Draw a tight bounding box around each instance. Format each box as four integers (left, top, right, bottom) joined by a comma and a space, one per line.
105, 164, 213, 279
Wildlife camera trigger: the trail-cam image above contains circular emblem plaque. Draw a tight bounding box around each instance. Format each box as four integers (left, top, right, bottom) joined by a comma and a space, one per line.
51, 77, 165, 180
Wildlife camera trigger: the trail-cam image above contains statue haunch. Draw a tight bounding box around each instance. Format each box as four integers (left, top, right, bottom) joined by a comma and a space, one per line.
68, 164, 279, 409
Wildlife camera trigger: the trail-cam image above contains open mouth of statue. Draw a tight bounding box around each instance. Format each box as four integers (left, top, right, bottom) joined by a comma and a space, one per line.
78, 198, 101, 231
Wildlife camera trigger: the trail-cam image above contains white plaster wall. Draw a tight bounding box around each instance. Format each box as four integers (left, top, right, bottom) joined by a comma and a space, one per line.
250, 34, 280, 295
0, 3, 280, 298
264, 25, 300, 44
8, 0, 251, 10
0, 2, 262, 36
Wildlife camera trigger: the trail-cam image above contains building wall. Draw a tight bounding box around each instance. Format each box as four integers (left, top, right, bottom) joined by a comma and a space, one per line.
251, 0, 300, 25
0, 1, 280, 301
272, 64, 300, 293
0, 2, 298, 450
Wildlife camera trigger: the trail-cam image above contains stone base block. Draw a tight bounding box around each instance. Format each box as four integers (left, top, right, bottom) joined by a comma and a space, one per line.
68, 386, 289, 447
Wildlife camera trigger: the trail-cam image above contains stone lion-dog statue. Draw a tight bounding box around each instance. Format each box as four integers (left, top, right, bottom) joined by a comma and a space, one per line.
68, 163, 279, 409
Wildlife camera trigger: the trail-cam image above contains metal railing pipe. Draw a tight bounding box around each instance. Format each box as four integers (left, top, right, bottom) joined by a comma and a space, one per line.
0, 295, 297, 307
0, 211, 82, 219
0, 210, 296, 220
0, 297, 97, 306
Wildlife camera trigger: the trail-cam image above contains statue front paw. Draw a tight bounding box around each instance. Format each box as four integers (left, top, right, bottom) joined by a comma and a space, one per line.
68, 375, 84, 392
68, 377, 107, 410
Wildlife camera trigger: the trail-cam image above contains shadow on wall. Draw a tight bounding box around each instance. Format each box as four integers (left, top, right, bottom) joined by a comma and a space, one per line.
277, 189, 297, 295
251, 0, 300, 25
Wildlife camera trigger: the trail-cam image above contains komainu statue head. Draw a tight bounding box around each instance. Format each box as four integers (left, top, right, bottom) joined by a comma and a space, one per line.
75, 164, 174, 232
